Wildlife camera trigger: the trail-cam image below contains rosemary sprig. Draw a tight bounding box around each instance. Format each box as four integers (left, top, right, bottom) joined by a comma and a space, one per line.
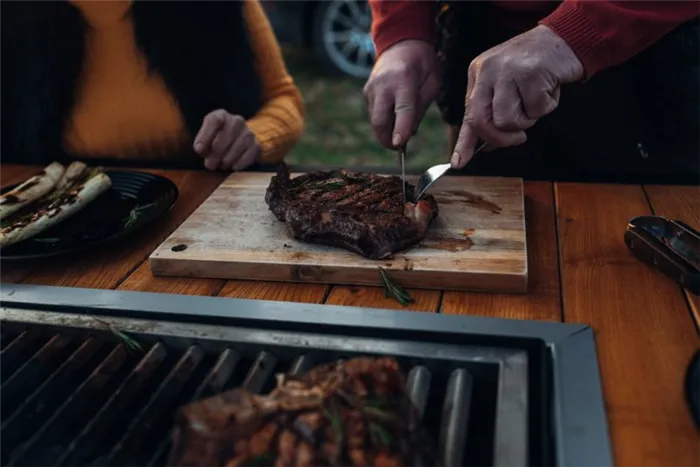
123, 209, 141, 229
122, 202, 158, 229
378, 268, 414, 306
241, 453, 275, 467
313, 181, 346, 192
93, 318, 144, 354
368, 422, 393, 447
324, 406, 343, 442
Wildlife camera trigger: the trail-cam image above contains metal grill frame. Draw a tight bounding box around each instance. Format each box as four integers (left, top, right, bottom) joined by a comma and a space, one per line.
0, 284, 612, 467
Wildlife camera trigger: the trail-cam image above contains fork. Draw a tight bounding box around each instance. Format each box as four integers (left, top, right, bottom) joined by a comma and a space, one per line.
412, 140, 488, 202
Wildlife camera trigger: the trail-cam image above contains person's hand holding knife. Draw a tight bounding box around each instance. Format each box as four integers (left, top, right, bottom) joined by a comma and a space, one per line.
364, 26, 584, 168
363, 40, 442, 150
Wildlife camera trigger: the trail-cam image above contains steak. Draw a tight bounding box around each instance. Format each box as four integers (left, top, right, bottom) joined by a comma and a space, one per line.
265, 163, 439, 259
167, 357, 436, 467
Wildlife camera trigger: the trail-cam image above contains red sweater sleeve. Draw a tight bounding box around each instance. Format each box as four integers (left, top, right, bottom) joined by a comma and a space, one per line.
369, 0, 437, 57
540, 1, 700, 78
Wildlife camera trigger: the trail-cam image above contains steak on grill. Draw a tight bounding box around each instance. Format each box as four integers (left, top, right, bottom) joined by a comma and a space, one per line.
265, 163, 439, 259
167, 357, 437, 467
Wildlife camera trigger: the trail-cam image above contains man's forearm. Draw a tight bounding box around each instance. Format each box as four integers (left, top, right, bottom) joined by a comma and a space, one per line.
369, 0, 437, 57
541, 1, 700, 78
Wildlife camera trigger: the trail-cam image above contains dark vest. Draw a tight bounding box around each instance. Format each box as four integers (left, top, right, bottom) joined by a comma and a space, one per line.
1, 1, 263, 164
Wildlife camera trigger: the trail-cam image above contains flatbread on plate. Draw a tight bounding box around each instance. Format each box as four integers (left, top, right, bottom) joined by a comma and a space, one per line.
0, 171, 112, 248
0, 162, 65, 218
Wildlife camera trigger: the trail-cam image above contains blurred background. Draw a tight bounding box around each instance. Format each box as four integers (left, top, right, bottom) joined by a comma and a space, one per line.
262, 0, 446, 170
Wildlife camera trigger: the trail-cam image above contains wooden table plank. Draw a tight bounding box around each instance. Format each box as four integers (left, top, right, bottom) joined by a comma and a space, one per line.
556, 183, 699, 467
441, 182, 561, 321
217, 280, 328, 303
643, 185, 700, 328
325, 285, 440, 312
117, 261, 225, 296
19, 170, 226, 289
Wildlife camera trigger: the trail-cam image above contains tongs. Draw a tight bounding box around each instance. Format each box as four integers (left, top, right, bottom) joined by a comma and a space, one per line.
624, 215, 700, 295
412, 140, 488, 203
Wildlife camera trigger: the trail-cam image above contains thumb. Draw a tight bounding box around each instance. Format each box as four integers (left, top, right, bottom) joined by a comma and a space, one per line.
450, 120, 478, 169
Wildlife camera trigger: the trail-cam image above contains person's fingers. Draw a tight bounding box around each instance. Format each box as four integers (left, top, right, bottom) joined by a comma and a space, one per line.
492, 79, 536, 132
231, 143, 260, 172
194, 109, 227, 155
519, 82, 560, 120
221, 131, 255, 170
204, 156, 220, 171
466, 81, 527, 148
450, 118, 479, 169
392, 75, 419, 147
210, 116, 236, 156
368, 91, 395, 148
413, 72, 441, 136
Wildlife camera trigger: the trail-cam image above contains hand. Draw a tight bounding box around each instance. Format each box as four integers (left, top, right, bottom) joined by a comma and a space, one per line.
451, 25, 585, 168
193, 109, 260, 171
363, 40, 441, 149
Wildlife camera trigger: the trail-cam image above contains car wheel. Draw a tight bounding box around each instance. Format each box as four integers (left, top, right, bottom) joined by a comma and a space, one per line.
311, 0, 375, 79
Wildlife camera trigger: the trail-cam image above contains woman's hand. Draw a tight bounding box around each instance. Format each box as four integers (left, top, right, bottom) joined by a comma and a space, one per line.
194, 109, 260, 171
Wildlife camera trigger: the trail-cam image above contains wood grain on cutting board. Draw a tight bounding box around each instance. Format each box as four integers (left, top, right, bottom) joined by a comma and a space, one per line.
149, 172, 528, 292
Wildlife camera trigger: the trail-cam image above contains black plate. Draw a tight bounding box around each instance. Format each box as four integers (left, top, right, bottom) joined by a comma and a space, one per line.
0, 170, 178, 260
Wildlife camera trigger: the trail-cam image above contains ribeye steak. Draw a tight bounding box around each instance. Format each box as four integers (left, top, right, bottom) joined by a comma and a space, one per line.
265, 163, 439, 259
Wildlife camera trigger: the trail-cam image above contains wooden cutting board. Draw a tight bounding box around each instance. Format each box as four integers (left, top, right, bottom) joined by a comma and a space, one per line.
149, 172, 528, 292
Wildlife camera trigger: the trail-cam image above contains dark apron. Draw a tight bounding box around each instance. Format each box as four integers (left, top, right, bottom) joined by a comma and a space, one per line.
434, 1, 700, 184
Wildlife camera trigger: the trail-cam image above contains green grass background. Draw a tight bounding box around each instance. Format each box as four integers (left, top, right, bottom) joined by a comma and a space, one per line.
282, 48, 447, 171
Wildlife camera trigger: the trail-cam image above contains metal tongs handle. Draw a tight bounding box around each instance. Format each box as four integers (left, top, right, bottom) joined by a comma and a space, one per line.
624, 215, 700, 295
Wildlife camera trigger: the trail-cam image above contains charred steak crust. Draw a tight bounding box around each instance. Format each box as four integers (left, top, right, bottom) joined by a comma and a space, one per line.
265, 163, 439, 259
167, 357, 437, 467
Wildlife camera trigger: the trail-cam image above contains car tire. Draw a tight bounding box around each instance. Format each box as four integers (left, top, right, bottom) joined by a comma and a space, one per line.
311, 0, 375, 79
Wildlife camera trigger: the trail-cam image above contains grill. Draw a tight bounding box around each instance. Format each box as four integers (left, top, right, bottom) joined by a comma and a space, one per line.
0, 284, 612, 467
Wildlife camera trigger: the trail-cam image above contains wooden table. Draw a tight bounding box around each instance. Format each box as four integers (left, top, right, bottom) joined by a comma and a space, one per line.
2, 164, 698, 466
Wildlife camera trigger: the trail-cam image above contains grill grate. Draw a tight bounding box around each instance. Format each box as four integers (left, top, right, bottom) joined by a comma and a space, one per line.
0, 310, 531, 467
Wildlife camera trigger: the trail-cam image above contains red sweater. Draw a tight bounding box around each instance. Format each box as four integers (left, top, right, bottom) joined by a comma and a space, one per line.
370, 1, 700, 78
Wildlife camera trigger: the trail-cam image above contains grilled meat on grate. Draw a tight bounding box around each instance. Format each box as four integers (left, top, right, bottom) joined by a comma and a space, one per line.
265, 163, 439, 259
167, 357, 437, 467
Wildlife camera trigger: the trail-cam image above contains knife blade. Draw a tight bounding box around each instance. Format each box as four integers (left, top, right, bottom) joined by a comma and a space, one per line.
398, 144, 406, 204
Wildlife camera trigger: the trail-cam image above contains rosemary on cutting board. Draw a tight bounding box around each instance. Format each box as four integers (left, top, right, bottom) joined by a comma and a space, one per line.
378, 268, 414, 306
93, 318, 144, 354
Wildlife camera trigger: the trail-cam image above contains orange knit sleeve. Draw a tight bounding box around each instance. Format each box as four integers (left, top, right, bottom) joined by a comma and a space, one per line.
243, 0, 305, 164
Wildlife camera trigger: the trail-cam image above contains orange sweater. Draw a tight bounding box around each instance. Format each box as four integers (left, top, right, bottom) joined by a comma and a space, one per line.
65, 0, 304, 165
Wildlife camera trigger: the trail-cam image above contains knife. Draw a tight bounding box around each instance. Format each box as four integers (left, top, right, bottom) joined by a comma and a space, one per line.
398, 144, 407, 204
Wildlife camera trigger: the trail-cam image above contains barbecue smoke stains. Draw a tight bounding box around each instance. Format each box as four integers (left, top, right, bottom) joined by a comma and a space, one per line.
290, 251, 310, 261
437, 190, 502, 214
422, 235, 474, 252
463, 228, 476, 236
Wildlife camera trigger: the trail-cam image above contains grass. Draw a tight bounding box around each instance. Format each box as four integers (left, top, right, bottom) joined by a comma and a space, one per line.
282, 47, 447, 171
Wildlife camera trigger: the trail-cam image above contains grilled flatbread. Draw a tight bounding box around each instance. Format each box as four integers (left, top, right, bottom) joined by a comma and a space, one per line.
55, 161, 88, 194
0, 162, 65, 219
0, 171, 112, 248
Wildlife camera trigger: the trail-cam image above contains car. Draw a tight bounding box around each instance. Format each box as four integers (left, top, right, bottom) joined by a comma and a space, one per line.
261, 0, 375, 79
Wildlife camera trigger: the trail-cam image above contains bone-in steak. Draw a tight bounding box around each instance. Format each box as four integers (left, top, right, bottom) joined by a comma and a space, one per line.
167, 357, 436, 467
265, 164, 439, 259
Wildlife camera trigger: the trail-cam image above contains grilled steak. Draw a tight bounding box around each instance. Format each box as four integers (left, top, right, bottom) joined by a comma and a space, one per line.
167, 357, 436, 467
265, 163, 439, 259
